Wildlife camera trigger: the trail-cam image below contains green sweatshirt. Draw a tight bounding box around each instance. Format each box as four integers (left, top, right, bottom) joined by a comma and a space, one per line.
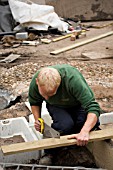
29, 64, 100, 117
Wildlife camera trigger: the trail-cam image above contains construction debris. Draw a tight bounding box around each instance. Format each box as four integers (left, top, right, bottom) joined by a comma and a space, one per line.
41, 38, 52, 44
21, 41, 39, 46
50, 31, 113, 55
0, 88, 18, 110
15, 32, 28, 40
0, 54, 21, 63
8, 0, 69, 32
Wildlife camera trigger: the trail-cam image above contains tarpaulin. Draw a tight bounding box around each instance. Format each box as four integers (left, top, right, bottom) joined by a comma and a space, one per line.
0, 2, 15, 32
8, 0, 69, 32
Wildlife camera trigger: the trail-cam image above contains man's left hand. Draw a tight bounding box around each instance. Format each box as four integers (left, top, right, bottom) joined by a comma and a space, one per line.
67, 131, 89, 146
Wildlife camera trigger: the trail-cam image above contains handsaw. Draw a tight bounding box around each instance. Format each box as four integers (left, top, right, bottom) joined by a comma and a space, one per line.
29, 118, 60, 138
43, 122, 60, 138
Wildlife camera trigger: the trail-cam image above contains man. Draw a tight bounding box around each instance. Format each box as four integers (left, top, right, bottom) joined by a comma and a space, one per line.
29, 64, 101, 165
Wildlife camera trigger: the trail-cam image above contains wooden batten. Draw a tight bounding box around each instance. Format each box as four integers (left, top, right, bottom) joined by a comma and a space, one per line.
1, 127, 113, 155
50, 31, 113, 55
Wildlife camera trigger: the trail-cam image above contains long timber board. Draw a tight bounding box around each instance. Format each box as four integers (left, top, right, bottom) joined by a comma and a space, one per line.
1, 127, 113, 155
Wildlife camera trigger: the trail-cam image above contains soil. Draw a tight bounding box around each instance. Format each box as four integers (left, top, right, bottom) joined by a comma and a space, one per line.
0, 135, 25, 146
0, 20, 113, 168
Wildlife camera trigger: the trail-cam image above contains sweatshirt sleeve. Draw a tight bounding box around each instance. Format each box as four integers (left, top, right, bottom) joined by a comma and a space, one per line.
69, 74, 101, 117
28, 74, 43, 106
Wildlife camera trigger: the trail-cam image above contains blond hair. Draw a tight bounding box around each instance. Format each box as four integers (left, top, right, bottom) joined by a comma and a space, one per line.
37, 67, 61, 93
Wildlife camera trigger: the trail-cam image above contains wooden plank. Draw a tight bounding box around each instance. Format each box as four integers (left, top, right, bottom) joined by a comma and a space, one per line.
82, 51, 113, 60
83, 22, 113, 29
50, 31, 113, 55
91, 22, 113, 29
0, 54, 21, 63
52, 30, 81, 42
52, 33, 74, 42
1, 127, 113, 155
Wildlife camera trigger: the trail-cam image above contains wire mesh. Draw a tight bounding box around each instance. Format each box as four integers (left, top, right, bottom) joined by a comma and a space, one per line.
0, 163, 106, 170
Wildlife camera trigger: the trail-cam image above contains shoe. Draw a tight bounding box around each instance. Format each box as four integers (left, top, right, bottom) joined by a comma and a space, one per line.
38, 154, 53, 165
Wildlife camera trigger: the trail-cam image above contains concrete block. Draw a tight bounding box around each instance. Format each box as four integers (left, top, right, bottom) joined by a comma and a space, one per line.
0, 117, 41, 163
99, 112, 113, 125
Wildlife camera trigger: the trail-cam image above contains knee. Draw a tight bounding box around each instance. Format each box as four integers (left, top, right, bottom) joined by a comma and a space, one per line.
52, 120, 74, 135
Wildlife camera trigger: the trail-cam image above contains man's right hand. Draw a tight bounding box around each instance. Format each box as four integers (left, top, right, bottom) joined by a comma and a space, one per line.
34, 120, 41, 132
31, 105, 42, 132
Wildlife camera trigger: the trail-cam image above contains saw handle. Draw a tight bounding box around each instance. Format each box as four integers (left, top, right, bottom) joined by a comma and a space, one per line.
38, 118, 44, 134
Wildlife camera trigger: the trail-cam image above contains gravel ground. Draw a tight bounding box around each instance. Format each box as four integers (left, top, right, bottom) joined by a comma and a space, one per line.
0, 21, 113, 121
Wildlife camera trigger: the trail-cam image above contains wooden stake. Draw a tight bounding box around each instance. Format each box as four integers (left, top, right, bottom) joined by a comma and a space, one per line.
1, 127, 113, 155
50, 31, 113, 55
52, 30, 81, 42
52, 33, 74, 42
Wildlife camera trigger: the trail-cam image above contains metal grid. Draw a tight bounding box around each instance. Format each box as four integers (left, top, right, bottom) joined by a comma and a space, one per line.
0, 163, 106, 170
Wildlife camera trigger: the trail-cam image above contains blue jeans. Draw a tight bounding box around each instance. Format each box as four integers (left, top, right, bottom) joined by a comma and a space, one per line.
45, 104, 99, 155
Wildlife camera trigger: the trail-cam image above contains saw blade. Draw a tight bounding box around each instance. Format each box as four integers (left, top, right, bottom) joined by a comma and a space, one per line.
43, 123, 60, 138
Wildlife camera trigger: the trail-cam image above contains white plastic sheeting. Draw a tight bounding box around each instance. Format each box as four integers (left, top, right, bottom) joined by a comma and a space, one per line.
8, 0, 69, 32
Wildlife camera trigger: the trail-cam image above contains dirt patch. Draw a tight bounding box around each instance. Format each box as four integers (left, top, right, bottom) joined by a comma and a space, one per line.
0, 135, 25, 146
0, 103, 31, 120
53, 146, 97, 168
